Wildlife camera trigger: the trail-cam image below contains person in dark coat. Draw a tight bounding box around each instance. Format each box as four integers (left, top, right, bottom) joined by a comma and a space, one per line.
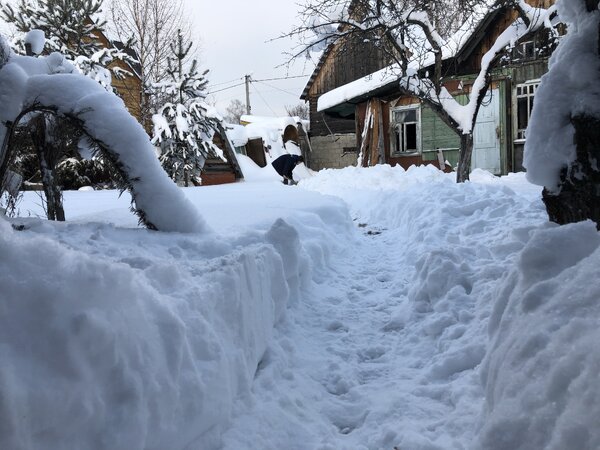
271, 154, 304, 185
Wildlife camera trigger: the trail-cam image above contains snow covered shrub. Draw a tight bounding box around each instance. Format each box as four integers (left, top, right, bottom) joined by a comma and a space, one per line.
0, 0, 137, 219
152, 30, 221, 187
0, 35, 206, 232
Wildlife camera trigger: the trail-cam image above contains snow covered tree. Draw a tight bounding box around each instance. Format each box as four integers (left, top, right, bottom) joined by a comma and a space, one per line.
524, 0, 600, 228
0, 34, 206, 232
2, 0, 103, 56
288, 0, 556, 182
1, 0, 134, 88
152, 30, 221, 187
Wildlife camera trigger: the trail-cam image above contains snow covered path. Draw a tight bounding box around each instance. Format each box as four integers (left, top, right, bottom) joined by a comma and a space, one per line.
221, 225, 479, 449
221, 167, 547, 449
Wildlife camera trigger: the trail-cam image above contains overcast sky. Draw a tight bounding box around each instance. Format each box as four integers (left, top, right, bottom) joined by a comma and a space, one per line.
186, 0, 315, 118
0, 0, 316, 118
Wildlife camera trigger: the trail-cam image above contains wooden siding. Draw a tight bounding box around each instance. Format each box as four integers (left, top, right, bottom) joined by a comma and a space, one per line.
421, 104, 460, 154
307, 33, 389, 135
308, 96, 356, 136
94, 29, 144, 124
511, 60, 549, 84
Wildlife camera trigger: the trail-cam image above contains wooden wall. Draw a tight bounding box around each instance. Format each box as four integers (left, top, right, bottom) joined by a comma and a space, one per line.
307, 33, 390, 136
94, 30, 144, 124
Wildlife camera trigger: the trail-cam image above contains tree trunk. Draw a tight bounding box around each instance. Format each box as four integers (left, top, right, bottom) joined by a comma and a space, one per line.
542, 115, 600, 229
32, 115, 65, 221
456, 133, 474, 183
38, 153, 65, 221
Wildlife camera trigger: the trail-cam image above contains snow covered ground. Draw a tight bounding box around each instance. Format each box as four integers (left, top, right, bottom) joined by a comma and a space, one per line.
2, 164, 600, 449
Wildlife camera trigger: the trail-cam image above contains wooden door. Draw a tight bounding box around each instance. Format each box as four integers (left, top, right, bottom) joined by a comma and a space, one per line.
472, 89, 501, 175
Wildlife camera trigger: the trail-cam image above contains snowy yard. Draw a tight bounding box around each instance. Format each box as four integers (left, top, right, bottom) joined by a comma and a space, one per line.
2, 164, 600, 449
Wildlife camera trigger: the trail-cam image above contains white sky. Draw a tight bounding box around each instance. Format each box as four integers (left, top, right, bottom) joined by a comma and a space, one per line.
186, 0, 315, 118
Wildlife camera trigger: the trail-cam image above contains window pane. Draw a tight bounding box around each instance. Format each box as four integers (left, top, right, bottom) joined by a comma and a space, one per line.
404, 110, 417, 122
517, 97, 528, 130
525, 42, 535, 59
405, 123, 417, 151
394, 110, 407, 123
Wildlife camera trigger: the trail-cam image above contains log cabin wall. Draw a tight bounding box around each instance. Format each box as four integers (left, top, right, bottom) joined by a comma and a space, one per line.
94, 30, 144, 125
306, 34, 390, 137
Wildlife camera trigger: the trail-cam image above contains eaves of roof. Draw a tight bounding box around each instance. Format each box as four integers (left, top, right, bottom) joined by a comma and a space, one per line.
300, 42, 335, 100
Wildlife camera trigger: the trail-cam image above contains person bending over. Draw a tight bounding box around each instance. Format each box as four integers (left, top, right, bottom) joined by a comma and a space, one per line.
271, 154, 304, 185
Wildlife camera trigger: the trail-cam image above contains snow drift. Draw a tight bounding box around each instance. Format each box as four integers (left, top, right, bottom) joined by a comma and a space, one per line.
4, 163, 600, 448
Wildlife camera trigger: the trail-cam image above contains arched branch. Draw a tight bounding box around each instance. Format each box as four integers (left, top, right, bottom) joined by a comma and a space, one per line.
1, 104, 159, 229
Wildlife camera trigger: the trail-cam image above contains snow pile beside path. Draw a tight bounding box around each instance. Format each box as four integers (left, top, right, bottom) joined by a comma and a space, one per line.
236, 153, 312, 183
300, 163, 449, 218
0, 202, 347, 449
478, 220, 600, 449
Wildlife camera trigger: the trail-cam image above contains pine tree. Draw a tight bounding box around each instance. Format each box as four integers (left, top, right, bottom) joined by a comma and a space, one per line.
152, 30, 221, 187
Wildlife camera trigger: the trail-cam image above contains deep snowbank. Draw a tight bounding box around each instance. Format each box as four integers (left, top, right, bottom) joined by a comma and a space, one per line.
479, 220, 600, 449
0, 219, 281, 449
0, 186, 350, 449
5, 163, 600, 448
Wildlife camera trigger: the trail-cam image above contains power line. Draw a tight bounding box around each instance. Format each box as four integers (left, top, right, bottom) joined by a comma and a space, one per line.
210, 76, 245, 87
250, 82, 278, 116
254, 80, 300, 97
252, 74, 308, 82
207, 74, 308, 95
206, 81, 246, 95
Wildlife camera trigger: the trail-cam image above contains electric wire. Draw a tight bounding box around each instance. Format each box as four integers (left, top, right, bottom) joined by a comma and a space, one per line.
249, 81, 278, 116
254, 80, 301, 97
206, 81, 246, 95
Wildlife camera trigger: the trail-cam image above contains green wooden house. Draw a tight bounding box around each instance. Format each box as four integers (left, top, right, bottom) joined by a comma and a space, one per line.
305, 2, 557, 175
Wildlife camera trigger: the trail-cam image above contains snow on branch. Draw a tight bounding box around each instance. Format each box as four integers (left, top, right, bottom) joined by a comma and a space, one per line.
0, 39, 207, 233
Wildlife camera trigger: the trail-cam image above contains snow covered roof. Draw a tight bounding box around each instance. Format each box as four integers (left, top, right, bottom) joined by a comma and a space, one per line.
316, 6, 497, 113
111, 40, 142, 79
317, 65, 402, 112
223, 115, 304, 166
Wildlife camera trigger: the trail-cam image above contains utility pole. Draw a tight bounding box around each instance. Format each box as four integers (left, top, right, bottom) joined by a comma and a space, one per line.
244, 74, 252, 115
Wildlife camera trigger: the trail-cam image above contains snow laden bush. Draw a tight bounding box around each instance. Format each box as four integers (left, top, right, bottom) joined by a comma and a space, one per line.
0, 35, 206, 232
0, 0, 137, 219
152, 30, 222, 187
524, 0, 600, 228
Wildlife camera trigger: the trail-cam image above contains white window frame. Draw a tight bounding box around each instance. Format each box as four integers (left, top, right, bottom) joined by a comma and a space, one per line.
390, 105, 421, 156
512, 40, 536, 61
514, 80, 540, 141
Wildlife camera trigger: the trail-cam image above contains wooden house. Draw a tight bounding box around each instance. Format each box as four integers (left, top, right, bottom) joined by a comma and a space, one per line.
303, 0, 557, 175
299, 4, 391, 170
